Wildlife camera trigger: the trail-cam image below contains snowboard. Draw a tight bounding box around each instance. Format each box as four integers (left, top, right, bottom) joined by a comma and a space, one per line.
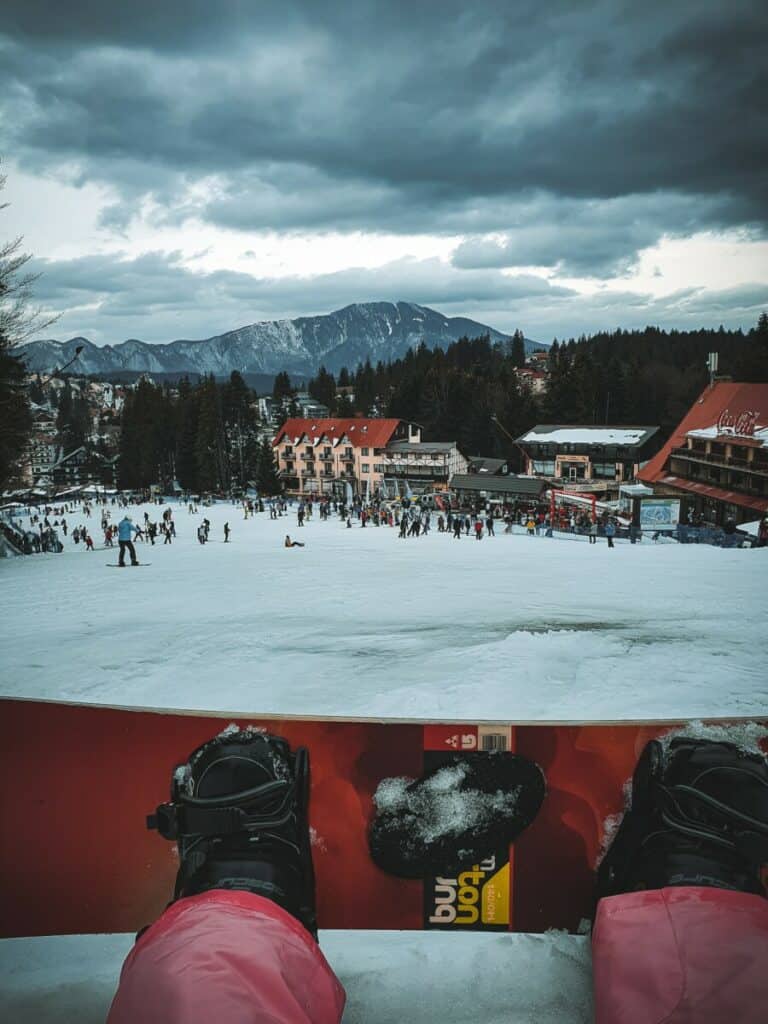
0, 697, 765, 939
106, 563, 152, 567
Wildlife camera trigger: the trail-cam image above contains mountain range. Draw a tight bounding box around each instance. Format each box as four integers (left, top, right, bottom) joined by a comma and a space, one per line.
15, 301, 544, 382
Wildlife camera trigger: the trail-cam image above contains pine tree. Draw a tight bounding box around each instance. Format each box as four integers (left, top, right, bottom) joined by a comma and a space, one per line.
272, 371, 293, 400
256, 438, 282, 494
308, 365, 336, 408
509, 330, 526, 368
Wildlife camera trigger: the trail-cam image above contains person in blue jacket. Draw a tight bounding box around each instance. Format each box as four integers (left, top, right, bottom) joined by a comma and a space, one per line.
604, 518, 616, 549
117, 515, 140, 566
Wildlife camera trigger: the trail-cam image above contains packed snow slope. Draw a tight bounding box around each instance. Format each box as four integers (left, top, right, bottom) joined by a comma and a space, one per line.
1, 501, 766, 720
0, 930, 593, 1024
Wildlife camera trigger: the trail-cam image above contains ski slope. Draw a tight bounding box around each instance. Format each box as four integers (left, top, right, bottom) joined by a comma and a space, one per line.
1, 500, 766, 720
1, 499, 766, 1022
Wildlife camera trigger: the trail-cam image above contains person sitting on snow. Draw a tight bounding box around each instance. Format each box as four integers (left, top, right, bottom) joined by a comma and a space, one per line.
284, 535, 305, 548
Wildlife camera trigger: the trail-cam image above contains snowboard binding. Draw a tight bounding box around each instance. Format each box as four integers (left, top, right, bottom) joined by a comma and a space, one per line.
598, 736, 768, 901
368, 752, 546, 878
148, 728, 317, 938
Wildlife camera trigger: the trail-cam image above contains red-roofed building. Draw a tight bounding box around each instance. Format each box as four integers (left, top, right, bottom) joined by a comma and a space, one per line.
638, 381, 768, 525
272, 418, 421, 496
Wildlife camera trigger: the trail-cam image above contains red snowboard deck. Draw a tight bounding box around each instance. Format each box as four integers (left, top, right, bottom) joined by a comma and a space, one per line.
1, 698, 765, 937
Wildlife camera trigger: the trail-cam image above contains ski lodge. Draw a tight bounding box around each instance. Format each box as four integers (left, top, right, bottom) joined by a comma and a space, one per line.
638, 381, 768, 526
515, 425, 661, 498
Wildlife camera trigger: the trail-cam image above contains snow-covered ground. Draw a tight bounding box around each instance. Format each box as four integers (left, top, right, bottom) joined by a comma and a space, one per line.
1, 500, 766, 720
1, 499, 766, 1021
0, 931, 593, 1024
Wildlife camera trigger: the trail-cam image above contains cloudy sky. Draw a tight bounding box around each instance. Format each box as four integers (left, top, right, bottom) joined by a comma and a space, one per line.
1, 0, 767, 345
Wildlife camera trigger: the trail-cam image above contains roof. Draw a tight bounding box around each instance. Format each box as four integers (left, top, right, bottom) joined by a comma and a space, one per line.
467, 457, 507, 475
450, 474, 547, 496
386, 441, 457, 453
518, 425, 659, 447
273, 418, 402, 449
657, 474, 768, 515
639, 382, 768, 484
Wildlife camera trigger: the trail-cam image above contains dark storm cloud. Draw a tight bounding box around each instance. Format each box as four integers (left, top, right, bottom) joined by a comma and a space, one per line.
1, 0, 767, 274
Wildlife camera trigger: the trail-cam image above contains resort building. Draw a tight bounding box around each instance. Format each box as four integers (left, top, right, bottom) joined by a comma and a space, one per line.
516, 424, 661, 496
273, 417, 420, 497
638, 381, 768, 525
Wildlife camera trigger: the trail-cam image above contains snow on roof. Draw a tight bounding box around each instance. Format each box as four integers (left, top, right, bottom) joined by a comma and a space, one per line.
519, 427, 654, 446
687, 424, 768, 447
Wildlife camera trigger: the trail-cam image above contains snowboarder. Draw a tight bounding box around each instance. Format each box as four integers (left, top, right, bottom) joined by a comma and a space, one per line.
224, 522, 230, 543
105, 731, 768, 1024
117, 515, 140, 567
284, 535, 305, 548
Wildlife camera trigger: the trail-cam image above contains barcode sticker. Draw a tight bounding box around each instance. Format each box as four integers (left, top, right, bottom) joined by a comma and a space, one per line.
480, 733, 507, 751
477, 725, 512, 752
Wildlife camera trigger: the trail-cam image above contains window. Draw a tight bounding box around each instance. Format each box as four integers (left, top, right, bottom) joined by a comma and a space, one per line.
361, 447, 369, 456
323, 447, 332, 457
305, 446, 313, 455
284, 445, 293, 455
361, 464, 370, 473
532, 459, 555, 474
373, 464, 384, 473
592, 462, 617, 479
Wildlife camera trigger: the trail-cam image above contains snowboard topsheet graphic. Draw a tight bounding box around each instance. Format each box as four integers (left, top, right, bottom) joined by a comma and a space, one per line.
1, 698, 765, 937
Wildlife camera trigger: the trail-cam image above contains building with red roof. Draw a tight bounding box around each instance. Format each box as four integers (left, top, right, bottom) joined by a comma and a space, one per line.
638, 381, 768, 525
272, 418, 414, 496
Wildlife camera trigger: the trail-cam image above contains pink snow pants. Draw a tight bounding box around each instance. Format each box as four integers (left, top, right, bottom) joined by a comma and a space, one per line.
107, 890, 346, 1024
592, 886, 768, 1024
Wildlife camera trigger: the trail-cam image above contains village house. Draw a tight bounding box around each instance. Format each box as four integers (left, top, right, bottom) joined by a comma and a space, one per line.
515, 367, 548, 394
51, 446, 119, 491
379, 440, 468, 495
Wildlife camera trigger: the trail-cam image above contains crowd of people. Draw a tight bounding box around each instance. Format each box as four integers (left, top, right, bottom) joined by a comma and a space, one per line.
4, 489, 765, 558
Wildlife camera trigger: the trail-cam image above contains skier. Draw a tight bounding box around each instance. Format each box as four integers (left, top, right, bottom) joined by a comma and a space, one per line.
117, 515, 140, 567
224, 522, 231, 543
197, 524, 207, 545
604, 519, 616, 548
453, 517, 462, 539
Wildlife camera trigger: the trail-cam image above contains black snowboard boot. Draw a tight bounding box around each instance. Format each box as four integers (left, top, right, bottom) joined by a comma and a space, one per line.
597, 736, 768, 901
369, 753, 546, 878
148, 728, 317, 938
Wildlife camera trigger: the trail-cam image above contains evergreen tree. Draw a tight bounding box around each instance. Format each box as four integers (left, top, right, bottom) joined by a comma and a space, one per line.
255, 438, 282, 494
195, 376, 227, 492
509, 330, 526, 368
272, 371, 293, 400
308, 365, 336, 408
